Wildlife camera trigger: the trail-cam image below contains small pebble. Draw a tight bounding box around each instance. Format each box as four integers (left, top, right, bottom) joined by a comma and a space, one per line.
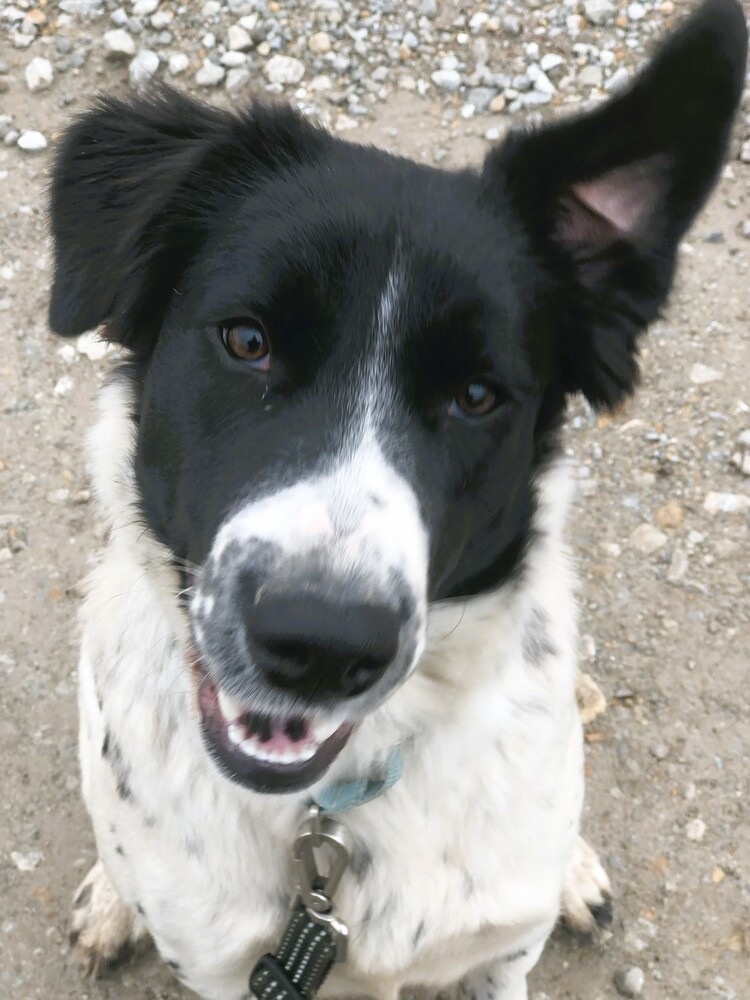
264, 55, 305, 86
103, 28, 136, 59
129, 49, 159, 87
614, 966, 645, 997
686, 818, 706, 841
17, 130, 47, 152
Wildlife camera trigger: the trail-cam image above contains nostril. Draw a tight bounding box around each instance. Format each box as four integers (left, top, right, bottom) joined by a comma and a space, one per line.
243, 593, 402, 701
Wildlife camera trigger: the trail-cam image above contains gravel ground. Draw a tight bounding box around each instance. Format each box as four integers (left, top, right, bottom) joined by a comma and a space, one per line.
1, 1, 749, 998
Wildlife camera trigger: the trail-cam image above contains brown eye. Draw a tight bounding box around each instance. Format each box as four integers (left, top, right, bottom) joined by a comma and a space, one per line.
220, 322, 270, 371
450, 381, 499, 418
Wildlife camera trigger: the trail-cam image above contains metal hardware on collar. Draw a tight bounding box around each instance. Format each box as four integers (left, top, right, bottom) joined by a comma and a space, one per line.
250, 752, 405, 1000
249, 806, 352, 1000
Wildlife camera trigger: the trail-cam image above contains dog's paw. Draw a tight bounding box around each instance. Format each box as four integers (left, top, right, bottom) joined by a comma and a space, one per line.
560, 836, 612, 936
69, 860, 152, 977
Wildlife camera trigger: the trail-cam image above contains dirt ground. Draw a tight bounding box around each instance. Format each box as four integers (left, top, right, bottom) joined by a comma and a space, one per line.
1, 39, 749, 1000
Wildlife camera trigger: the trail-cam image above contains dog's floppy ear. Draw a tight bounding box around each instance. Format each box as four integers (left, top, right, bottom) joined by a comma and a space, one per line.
49, 88, 322, 354
482, 0, 747, 409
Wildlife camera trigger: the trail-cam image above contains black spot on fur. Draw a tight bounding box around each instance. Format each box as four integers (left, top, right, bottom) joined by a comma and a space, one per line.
135, 902, 145, 916
522, 607, 557, 666
102, 728, 135, 802
349, 842, 374, 882
166, 959, 181, 972
115, 844, 125, 856
72, 882, 92, 910
412, 920, 426, 948
502, 948, 528, 964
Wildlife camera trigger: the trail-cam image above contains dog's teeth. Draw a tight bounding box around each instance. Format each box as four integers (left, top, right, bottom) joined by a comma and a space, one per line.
227, 723, 245, 746
310, 718, 340, 743
218, 689, 246, 723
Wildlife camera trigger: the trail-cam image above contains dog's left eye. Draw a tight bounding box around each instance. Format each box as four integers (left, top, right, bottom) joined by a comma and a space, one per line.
220, 321, 270, 371
449, 381, 503, 418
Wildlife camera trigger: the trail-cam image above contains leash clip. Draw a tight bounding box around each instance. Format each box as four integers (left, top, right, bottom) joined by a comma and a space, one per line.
293, 804, 352, 961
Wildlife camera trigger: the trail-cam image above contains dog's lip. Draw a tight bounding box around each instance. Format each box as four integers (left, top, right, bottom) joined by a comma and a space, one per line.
193, 659, 353, 794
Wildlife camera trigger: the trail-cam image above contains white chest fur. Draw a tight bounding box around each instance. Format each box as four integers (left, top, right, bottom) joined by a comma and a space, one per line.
77, 385, 584, 1000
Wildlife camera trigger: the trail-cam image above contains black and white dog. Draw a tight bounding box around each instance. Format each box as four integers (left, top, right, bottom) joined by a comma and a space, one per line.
49, 3, 746, 998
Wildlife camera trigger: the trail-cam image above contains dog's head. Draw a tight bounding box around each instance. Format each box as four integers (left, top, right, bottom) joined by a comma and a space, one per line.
50, 0, 746, 793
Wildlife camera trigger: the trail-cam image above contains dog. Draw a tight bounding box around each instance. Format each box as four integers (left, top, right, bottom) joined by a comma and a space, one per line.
48, 2, 747, 998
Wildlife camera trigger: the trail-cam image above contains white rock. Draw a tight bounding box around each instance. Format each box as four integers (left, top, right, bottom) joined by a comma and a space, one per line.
11, 850, 43, 872
104, 28, 136, 59
584, 0, 616, 25
606, 66, 631, 91
689, 362, 722, 385
17, 130, 47, 152
227, 24, 253, 51
431, 69, 462, 92
168, 53, 189, 76
220, 51, 247, 68
57, 344, 77, 364
133, 0, 160, 15
25, 57, 54, 92
195, 59, 225, 87
577, 64, 603, 88
741, 140, 750, 164
264, 55, 305, 86
225, 67, 251, 95
540, 53, 564, 73
309, 74, 333, 92
703, 492, 750, 514
308, 31, 332, 54
528, 65, 555, 94
615, 966, 645, 998
666, 546, 688, 583
685, 818, 706, 841
239, 14, 259, 31
76, 330, 112, 361
469, 12, 489, 31
730, 429, 750, 475
627, 2, 646, 20
150, 11, 172, 28
54, 375, 74, 398
335, 114, 358, 131
129, 49, 159, 87
629, 524, 668, 555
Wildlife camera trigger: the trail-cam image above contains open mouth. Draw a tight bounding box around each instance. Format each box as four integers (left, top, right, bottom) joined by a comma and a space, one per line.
195, 661, 353, 793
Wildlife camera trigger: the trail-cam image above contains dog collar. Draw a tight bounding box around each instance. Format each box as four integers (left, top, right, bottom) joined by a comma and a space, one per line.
312, 745, 403, 813
250, 748, 403, 1000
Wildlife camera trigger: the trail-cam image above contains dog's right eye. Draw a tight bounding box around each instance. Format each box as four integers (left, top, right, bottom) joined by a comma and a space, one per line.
220, 321, 270, 371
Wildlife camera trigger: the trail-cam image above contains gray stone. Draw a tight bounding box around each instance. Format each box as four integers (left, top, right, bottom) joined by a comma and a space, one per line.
467, 87, 496, 112
228, 24, 253, 51
627, 2, 646, 20
129, 49, 159, 86
502, 14, 521, 36
103, 28, 136, 58
629, 524, 668, 555
225, 67, 251, 95
195, 59, 225, 87
132, 0, 160, 15
578, 64, 603, 88
419, 0, 437, 17
431, 69, 462, 92
584, 0, 616, 26
220, 51, 247, 68
614, 966, 645, 997
264, 55, 305, 85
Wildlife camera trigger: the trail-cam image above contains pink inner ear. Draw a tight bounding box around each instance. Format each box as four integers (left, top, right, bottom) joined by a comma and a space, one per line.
559, 156, 666, 245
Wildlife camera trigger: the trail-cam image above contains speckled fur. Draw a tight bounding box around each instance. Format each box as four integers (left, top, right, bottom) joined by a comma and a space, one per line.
71, 377, 600, 1000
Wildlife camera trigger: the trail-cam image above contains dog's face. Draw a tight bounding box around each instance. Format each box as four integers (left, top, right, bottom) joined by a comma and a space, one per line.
49, 0, 746, 792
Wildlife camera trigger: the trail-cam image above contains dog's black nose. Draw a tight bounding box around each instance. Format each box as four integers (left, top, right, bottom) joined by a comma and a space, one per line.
245, 593, 401, 700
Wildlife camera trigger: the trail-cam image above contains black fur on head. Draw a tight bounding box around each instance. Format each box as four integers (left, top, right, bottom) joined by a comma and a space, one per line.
48, 0, 746, 613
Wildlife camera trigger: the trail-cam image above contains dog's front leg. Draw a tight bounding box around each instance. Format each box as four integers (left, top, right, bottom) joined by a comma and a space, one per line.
456, 936, 548, 1000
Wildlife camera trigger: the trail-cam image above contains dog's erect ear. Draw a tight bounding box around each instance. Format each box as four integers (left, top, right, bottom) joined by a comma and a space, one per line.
49, 88, 323, 353
483, 0, 747, 409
